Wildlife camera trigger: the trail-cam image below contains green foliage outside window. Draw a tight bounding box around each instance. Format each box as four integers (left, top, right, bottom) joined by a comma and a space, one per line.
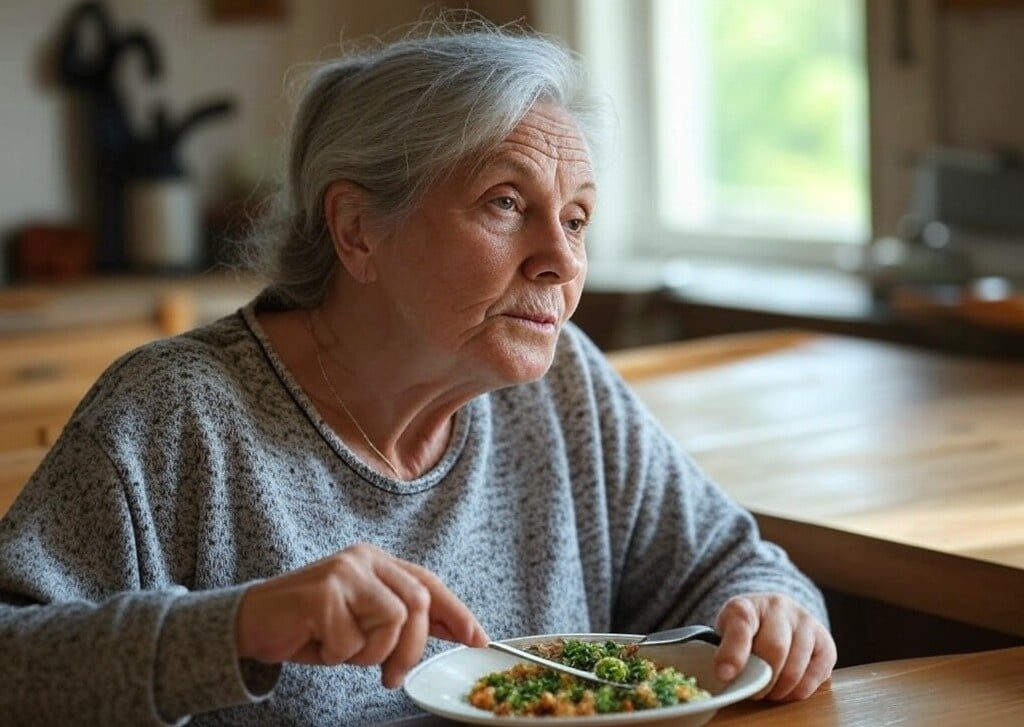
707, 0, 868, 231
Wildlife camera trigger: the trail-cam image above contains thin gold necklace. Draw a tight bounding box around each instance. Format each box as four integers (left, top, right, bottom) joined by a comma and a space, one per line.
305, 311, 401, 478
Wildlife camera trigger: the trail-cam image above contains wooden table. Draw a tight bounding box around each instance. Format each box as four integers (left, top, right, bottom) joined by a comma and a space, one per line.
385, 647, 1024, 726
712, 646, 1024, 726
608, 331, 1024, 637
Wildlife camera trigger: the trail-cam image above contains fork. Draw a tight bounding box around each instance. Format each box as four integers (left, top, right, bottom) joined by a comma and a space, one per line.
486, 625, 721, 689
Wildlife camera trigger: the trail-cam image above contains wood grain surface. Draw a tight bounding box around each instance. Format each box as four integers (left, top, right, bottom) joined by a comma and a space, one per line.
379, 648, 1024, 727
610, 332, 1024, 635
711, 646, 1024, 726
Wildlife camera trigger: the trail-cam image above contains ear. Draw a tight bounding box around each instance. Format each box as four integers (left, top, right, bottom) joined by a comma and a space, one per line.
323, 180, 382, 284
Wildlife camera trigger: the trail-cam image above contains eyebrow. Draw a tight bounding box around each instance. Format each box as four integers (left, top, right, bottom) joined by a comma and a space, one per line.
474, 156, 597, 194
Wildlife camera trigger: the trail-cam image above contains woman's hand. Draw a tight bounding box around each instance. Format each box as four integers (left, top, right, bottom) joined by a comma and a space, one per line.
713, 593, 836, 702
234, 543, 489, 688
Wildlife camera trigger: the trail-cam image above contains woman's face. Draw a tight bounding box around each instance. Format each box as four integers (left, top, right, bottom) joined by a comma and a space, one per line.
370, 103, 595, 388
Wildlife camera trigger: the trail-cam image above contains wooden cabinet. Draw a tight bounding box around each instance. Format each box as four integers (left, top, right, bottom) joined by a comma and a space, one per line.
0, 275, 259, 516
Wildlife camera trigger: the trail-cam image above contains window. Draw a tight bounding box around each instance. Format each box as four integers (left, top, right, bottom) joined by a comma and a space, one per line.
560, 0, 870, 264
653, 0, 868, 244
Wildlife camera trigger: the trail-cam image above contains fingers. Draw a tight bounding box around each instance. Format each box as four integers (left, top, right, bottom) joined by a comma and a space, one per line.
717, 593, 838, 703
751, 604, 793, 700
343, 565, 408, 667
314, 595, 365, 666
234, 543, 490, 688
382, 605, 428, 689
236, 578, 367, 666
787, 631, 837, 701
396, 559, 489, 646
766, 618, 816, 700
338, 547, 488, 689
712, 593, 837, 703
714, 596, 759, 682
375, 559, 431, 688
429, 619, 457, 642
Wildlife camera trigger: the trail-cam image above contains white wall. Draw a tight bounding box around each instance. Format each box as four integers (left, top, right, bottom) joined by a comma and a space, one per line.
0, 0, 464, 236
3, 0, 278, 231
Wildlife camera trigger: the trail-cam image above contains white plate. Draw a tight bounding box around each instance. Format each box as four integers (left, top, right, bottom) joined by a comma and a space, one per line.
404, 633, 772, 726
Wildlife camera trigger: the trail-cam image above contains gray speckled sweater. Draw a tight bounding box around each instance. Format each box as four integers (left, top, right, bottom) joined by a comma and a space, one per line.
0, 290, 826, 726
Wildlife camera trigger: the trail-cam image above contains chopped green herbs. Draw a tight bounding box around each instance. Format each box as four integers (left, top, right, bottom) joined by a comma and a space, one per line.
466, 638, 710, 716
594, 656, 629, 683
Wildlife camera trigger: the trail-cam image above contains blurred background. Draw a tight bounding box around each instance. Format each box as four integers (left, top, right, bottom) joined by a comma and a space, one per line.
3, 0, 1024, 353
3, 0, 1024, 352
2, 0, 1024, 671
2, 0, 1024, 409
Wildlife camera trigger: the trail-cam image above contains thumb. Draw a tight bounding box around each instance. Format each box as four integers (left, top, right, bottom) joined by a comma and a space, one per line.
714, 597, 760, 682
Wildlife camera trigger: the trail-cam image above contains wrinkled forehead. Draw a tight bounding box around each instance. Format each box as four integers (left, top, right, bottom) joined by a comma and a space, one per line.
472, 104, 595, 184
502, 104, 591, 164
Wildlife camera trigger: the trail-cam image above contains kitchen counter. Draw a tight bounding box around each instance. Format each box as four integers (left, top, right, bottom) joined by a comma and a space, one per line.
0, 271, 262, 335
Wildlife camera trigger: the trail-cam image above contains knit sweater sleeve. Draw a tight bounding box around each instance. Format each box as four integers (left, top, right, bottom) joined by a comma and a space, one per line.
0, 420, 280, 725
564, 326, 829, 633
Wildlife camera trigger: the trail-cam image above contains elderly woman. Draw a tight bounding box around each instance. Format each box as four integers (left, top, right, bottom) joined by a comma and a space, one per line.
0, 21, 835, 726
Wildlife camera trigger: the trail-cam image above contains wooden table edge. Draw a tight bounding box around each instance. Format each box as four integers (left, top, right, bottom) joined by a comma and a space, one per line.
608, 329, 822, 381
754, 513, 1024, 638
712, 645, 1024, 725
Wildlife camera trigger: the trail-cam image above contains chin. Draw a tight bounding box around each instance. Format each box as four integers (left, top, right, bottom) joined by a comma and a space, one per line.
480, 337, 558, 386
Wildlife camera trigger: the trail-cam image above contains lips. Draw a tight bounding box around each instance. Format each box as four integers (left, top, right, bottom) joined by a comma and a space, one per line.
504, 311, 557, 326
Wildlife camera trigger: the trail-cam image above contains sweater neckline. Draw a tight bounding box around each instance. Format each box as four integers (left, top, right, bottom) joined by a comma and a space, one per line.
238, 291, 475, 496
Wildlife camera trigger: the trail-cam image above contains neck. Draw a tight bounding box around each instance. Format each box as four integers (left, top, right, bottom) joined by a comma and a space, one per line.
307, 282, 489, 480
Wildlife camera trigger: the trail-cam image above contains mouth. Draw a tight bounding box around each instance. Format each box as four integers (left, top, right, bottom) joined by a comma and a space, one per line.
500, 312, 558, 331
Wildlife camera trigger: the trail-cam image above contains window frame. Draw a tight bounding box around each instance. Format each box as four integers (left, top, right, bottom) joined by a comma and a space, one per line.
542, 0, 872, 268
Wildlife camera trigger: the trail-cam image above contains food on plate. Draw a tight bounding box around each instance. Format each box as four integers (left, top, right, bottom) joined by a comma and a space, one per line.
466, 638, 710, 716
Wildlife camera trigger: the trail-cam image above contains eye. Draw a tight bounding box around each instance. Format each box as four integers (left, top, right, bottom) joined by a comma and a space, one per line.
566, 218, 589, 233
491, 196, 517, 211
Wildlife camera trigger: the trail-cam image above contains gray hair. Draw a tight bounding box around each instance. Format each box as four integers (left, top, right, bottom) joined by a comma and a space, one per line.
242, 14, 601, 309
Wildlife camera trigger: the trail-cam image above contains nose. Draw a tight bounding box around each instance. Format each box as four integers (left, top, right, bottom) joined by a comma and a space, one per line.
520, 212, 585, 285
